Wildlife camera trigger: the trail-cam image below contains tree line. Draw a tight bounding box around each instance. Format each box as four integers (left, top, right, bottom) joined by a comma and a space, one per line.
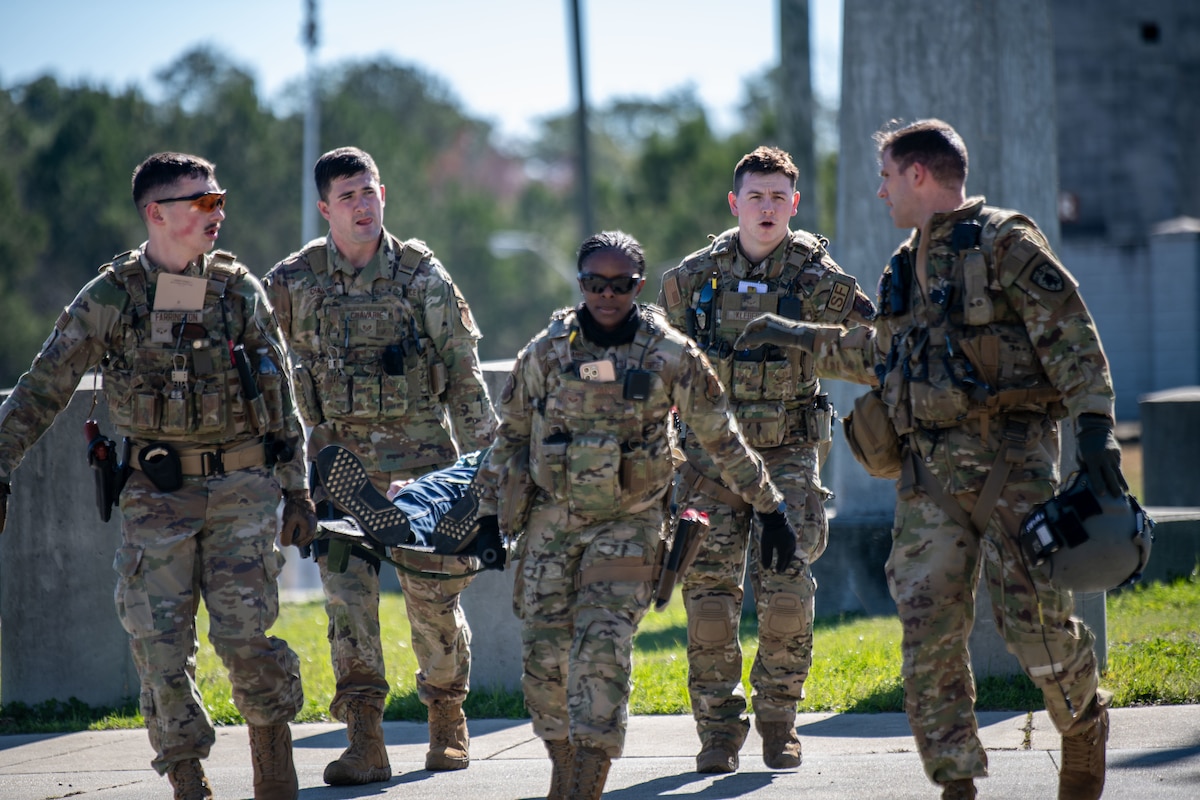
0, 46, 835, 387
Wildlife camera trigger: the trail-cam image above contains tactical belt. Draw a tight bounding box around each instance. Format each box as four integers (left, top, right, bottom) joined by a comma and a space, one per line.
131, 438, 266, 477
678, 459, 751, 514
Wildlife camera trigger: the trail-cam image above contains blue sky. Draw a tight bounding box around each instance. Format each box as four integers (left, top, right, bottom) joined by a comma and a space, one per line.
0, 0, 842, 143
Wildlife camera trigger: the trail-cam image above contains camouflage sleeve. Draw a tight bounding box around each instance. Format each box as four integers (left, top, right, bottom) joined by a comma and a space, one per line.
260, 263, 294, 342
0, 275, 118, 480
993, 220, 1115, 420
476, 342, 541, 516
419, 259, 498, 451
810, 324, 882, 386
670, 338, 783, 513
803, 253, 878, 327
240, 272, 307, 494
656, 264, 690, 331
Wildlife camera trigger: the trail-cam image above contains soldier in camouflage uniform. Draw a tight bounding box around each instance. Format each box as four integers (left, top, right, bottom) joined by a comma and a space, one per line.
736, 120, 1123, 800
262, 147, 497, 786
474, 231, 798, 800
0, 153, 312, 800
657, 146, 876, 774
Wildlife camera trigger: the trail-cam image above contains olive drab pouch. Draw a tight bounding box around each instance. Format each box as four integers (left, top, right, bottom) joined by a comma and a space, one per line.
842, 388, 903, 480
734, 402, 788, 449
138, 442, 184, 492
566, 433, 622, 513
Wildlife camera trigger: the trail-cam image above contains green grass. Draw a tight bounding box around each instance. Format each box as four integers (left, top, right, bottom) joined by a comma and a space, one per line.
3, 574, 1197, 734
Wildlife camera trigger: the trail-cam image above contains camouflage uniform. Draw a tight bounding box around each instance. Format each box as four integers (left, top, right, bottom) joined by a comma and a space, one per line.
476, 303, 784, 758
263, 230, 496, 720
0, 245, 306, 774
810, 198, 1113, 784
658, 228, 875, 746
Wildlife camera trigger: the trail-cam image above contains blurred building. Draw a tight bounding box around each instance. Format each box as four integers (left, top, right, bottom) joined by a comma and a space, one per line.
1052, 0, 1200, 419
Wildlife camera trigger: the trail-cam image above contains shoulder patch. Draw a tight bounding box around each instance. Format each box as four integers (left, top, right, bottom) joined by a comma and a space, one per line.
825, 274, 854, 319
662, 272, 683, 309
1029, 262, 1065, 292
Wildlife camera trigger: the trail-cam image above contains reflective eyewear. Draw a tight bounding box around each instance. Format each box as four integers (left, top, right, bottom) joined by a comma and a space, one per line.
148, 190, 227, 213
578, 272, 642, 294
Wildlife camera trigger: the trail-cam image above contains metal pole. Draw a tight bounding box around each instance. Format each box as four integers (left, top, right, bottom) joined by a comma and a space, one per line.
567, 0, 594, 240
301, 0, 320, 244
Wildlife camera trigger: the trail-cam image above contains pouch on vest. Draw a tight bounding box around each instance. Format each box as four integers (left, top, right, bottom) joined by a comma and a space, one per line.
735, 402, 787, 449
566, 434, 621, 513
842, 388, 903, 480
138, 442, 184, 492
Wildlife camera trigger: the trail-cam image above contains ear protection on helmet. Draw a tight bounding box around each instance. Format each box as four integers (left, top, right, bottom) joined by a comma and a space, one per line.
1019, 472, 1154, 593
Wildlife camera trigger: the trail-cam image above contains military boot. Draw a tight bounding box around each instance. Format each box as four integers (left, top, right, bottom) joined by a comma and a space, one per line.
323, 698, 392, 785
755, 716, 802, 769
940, 778, 977, 799
166, 758, 213, 800
1059, 696, 1110, 800
696, 734, 742, 774
426, 699, 470, 770
248, 723, 298, 800
545, 738, 576, 800
570, 745, 612, 800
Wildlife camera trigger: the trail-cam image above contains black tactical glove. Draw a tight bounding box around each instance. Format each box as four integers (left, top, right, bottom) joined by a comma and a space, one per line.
734, 313, 819, 352
475, 515, 507, 571
757, 505, 797, 573
1076, 413, 1128, 498
280, 489, 318, 549
0, 481, 9, 535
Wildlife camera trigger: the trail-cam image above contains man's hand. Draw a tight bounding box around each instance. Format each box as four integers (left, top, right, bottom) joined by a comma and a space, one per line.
475, 515, 506, 570
0, 481, 9, 535
757, 505, 797, 573
734, 314, 818, 352
1076, 414, 1128, 497
281, 489, 318, 548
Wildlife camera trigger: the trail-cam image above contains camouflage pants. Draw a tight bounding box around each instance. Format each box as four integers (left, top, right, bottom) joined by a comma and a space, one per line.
887, 479, 1101, 784
516, 500, 661, 758
680, 443, 827, 743
318, 463, 475, 720
115, 466, 303, 775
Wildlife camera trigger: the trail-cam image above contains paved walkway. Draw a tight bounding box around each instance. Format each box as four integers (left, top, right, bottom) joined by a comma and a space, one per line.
1, 706, 1197, 799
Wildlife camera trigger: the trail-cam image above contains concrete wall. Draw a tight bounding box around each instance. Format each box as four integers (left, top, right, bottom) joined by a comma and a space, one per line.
0, 383, 140, 708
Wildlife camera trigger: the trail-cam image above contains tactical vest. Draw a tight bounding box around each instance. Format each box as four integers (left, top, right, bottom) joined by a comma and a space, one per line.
289, 237, 448, 426
874, 206, 1064, 433
100, 250, 284, 443
527, 306, 678, 516
663, 229, 843, 449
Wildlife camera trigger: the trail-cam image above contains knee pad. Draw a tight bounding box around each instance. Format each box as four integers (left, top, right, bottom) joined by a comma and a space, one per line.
687, 594, 738, 647
761, 591, 807, 638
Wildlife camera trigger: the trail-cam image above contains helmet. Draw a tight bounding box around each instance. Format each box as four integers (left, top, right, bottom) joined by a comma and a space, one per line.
1019, 472, 1154, 593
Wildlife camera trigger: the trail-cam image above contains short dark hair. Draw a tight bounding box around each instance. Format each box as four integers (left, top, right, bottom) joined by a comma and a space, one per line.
314, 146, 381, 202
576, 230, 646, 274
131, 152, 216, 214
733, 146, 799, 194
874, 119, 969, 187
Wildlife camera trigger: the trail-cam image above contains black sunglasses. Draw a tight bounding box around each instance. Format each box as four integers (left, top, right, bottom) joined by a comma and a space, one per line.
578, 272, 642, 295
146, 190, 227, 213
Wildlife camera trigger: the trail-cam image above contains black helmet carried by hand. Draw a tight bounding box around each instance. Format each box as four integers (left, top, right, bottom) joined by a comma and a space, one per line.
1019, 472, 1154, 593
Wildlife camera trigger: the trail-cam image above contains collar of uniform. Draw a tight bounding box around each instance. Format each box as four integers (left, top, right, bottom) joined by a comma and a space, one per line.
731, 232, 790, 281
326, 229, 389, 285
137, 243, 206, 278
912, 196, 986, 252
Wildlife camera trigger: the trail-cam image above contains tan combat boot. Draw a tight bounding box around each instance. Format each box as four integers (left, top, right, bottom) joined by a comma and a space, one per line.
248, 723, 298, 800
940, 778, 977, 799
1059, 696, 1110, 800
545, 738, 576, 800
166, 758, 213, 800
755, 716, 802, 769
323, 699, 392, 785
570, 745, 612, 800
426, 699, 470, 770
